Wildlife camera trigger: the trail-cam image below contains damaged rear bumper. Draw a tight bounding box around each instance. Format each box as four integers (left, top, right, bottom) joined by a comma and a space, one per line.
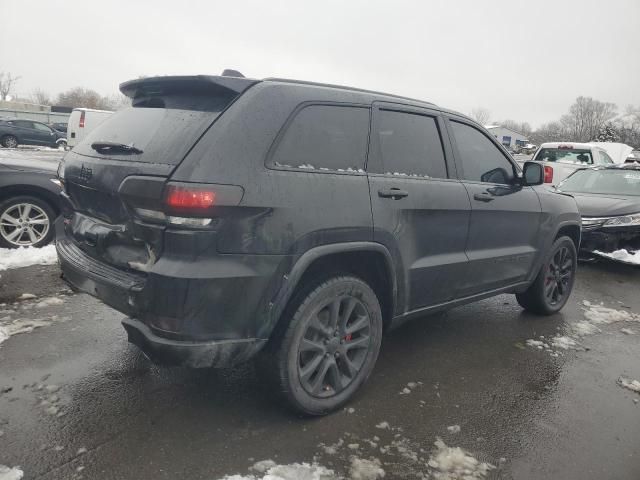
121, 318, 266, 368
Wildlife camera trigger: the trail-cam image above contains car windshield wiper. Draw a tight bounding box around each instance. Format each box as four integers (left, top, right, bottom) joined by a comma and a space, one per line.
91, 141, 143, 155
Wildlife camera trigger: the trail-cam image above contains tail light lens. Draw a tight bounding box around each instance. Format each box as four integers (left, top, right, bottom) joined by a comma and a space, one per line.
164, 185, 216, 210
79, 110, 85, 128
543, 165, 554, 183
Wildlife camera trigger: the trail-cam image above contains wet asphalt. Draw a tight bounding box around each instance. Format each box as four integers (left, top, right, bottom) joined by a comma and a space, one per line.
0, 260, 638, 479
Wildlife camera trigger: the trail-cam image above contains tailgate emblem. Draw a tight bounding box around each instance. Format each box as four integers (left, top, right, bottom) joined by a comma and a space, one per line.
79, 164, 93, 182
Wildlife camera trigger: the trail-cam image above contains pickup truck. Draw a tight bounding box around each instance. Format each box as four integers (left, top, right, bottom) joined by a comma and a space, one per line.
516, 142, 630, 186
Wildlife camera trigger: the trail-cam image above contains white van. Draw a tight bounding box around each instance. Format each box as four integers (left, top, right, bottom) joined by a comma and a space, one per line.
67, 108, 113, 148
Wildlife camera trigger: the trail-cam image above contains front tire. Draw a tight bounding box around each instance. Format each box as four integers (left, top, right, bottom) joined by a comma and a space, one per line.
1, 135, 18, 148
269, 275, 383, 415
0, 196, 56, 248
516, 236, 577, 315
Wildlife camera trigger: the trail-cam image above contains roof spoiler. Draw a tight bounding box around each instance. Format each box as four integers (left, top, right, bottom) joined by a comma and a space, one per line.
119, 74, 258, 99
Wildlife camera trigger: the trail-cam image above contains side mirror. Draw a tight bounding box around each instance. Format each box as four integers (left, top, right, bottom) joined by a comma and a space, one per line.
522, 161, 543, 186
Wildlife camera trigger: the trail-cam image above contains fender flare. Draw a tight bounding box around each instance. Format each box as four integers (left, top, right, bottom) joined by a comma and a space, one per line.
267, 242, 398, 332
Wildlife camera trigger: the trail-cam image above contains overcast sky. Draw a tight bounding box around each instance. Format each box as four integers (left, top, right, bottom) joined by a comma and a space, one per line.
2, 0, 639, 127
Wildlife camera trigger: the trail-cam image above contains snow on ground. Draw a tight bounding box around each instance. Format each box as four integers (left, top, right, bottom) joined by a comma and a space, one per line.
427, 438, 495, 480
0, 245, 58, 271
221, 460, 335, 480
0, 465, 24, 480
446, 425, 461, 434
349, 458, 385, 480
525, 301, 638, 355
593, 249, 640, 265
618, 377, 640, 394
0, 295, 69, 347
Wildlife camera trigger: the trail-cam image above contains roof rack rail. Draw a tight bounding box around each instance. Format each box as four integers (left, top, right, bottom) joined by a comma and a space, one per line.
263, 77, 436, 106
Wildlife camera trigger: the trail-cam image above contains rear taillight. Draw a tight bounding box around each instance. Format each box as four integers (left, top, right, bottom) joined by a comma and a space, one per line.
164, 185, 216, 210
543, 165, 554, 183
79, 111, 85, 128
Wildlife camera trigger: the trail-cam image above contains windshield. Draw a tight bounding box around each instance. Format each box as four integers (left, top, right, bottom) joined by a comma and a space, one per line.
535, 148, 593, 165
558, 168, 640, 196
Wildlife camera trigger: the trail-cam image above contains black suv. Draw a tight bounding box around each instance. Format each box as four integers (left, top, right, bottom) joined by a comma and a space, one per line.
56, 73, 581, 414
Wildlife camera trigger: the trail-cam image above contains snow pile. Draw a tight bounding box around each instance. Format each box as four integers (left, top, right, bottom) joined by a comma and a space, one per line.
582, 302, 639, 324
446, 425, 461, 434
0, 245, 58, 271
0, 465, 24, 480
349, 458, 385, 480
0, 318, 54, 346
572, 321, 600, 336
34, 297, 64, 309
593, 249, 640, 265
427, 438, 495, 480
618, 377, 640, 394
221, 460, 335, 480
551, 336, 577, 350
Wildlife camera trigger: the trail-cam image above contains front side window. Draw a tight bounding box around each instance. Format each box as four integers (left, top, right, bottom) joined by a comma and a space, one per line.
271, 105, 370, 171
373, 109, 447, 178
450, 120, 514, 184
33, 122, 52, 133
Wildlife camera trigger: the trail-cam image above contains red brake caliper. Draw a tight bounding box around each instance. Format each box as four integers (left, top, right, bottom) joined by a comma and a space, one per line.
344, 333, 352, 342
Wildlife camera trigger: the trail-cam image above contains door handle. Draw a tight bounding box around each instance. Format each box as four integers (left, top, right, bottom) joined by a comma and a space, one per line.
473, 192, 494, 202
378, 187, 409, 199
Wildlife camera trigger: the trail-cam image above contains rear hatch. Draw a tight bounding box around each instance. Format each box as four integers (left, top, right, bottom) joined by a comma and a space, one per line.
60, 75, 257, 271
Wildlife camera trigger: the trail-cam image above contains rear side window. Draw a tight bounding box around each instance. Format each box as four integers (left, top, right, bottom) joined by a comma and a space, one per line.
450, 120, 514, 184
271, 105, 369, 171
599, 150, 614, 164
373, 110, 447, 178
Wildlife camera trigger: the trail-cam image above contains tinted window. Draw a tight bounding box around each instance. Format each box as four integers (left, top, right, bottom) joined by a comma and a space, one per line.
272, 105, 369, 171
374, 110, 447, 178
74, 91, 236, 165
450, 121, 514, 184
33, 122, 52, 132
14, 120, 34, 129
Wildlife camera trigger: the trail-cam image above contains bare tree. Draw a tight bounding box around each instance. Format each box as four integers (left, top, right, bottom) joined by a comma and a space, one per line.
56, 87, 113, 110
499, 119, 532, 137
29, 88, 52, 106
102, 93, 131, 111
470, 107, 491, 125
560, 96, 617, 142
530, 121, 567, 144
0, 72, 21, 101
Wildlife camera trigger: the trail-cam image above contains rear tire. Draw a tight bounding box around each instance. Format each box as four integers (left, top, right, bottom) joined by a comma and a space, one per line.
1, 135, 18, 148
516, 236, 577, 315
267, 275, 383, 415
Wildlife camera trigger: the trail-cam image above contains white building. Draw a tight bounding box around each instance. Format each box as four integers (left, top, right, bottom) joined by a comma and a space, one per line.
484, 125, 529, 149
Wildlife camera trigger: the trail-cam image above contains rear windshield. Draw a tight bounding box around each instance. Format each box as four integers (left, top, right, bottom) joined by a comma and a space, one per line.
73, 92, 236, 164
558, 168, 640, 196
534, 148, 593, 165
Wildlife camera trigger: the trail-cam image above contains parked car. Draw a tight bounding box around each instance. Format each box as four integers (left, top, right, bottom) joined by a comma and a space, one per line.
557, 164, 640, 256
625, 150, 640, 163
49, 122, 68, 134
0, 156, 62, 248
55, 73, 581, 414
0, 118, 67, 149
67, 108, 113, 148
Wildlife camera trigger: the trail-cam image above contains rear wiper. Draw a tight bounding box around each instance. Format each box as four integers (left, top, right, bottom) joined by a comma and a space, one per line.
91, 141, 143, 155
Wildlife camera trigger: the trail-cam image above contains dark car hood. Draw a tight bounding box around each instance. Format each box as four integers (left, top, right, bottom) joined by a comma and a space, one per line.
0, 158, 59, 174
572, 192, 640, 217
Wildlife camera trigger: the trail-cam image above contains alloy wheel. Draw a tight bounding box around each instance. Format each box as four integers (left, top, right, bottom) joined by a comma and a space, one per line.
0, 203, 50, 247
544, 246, 574, 305
297, 295, 372, 398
